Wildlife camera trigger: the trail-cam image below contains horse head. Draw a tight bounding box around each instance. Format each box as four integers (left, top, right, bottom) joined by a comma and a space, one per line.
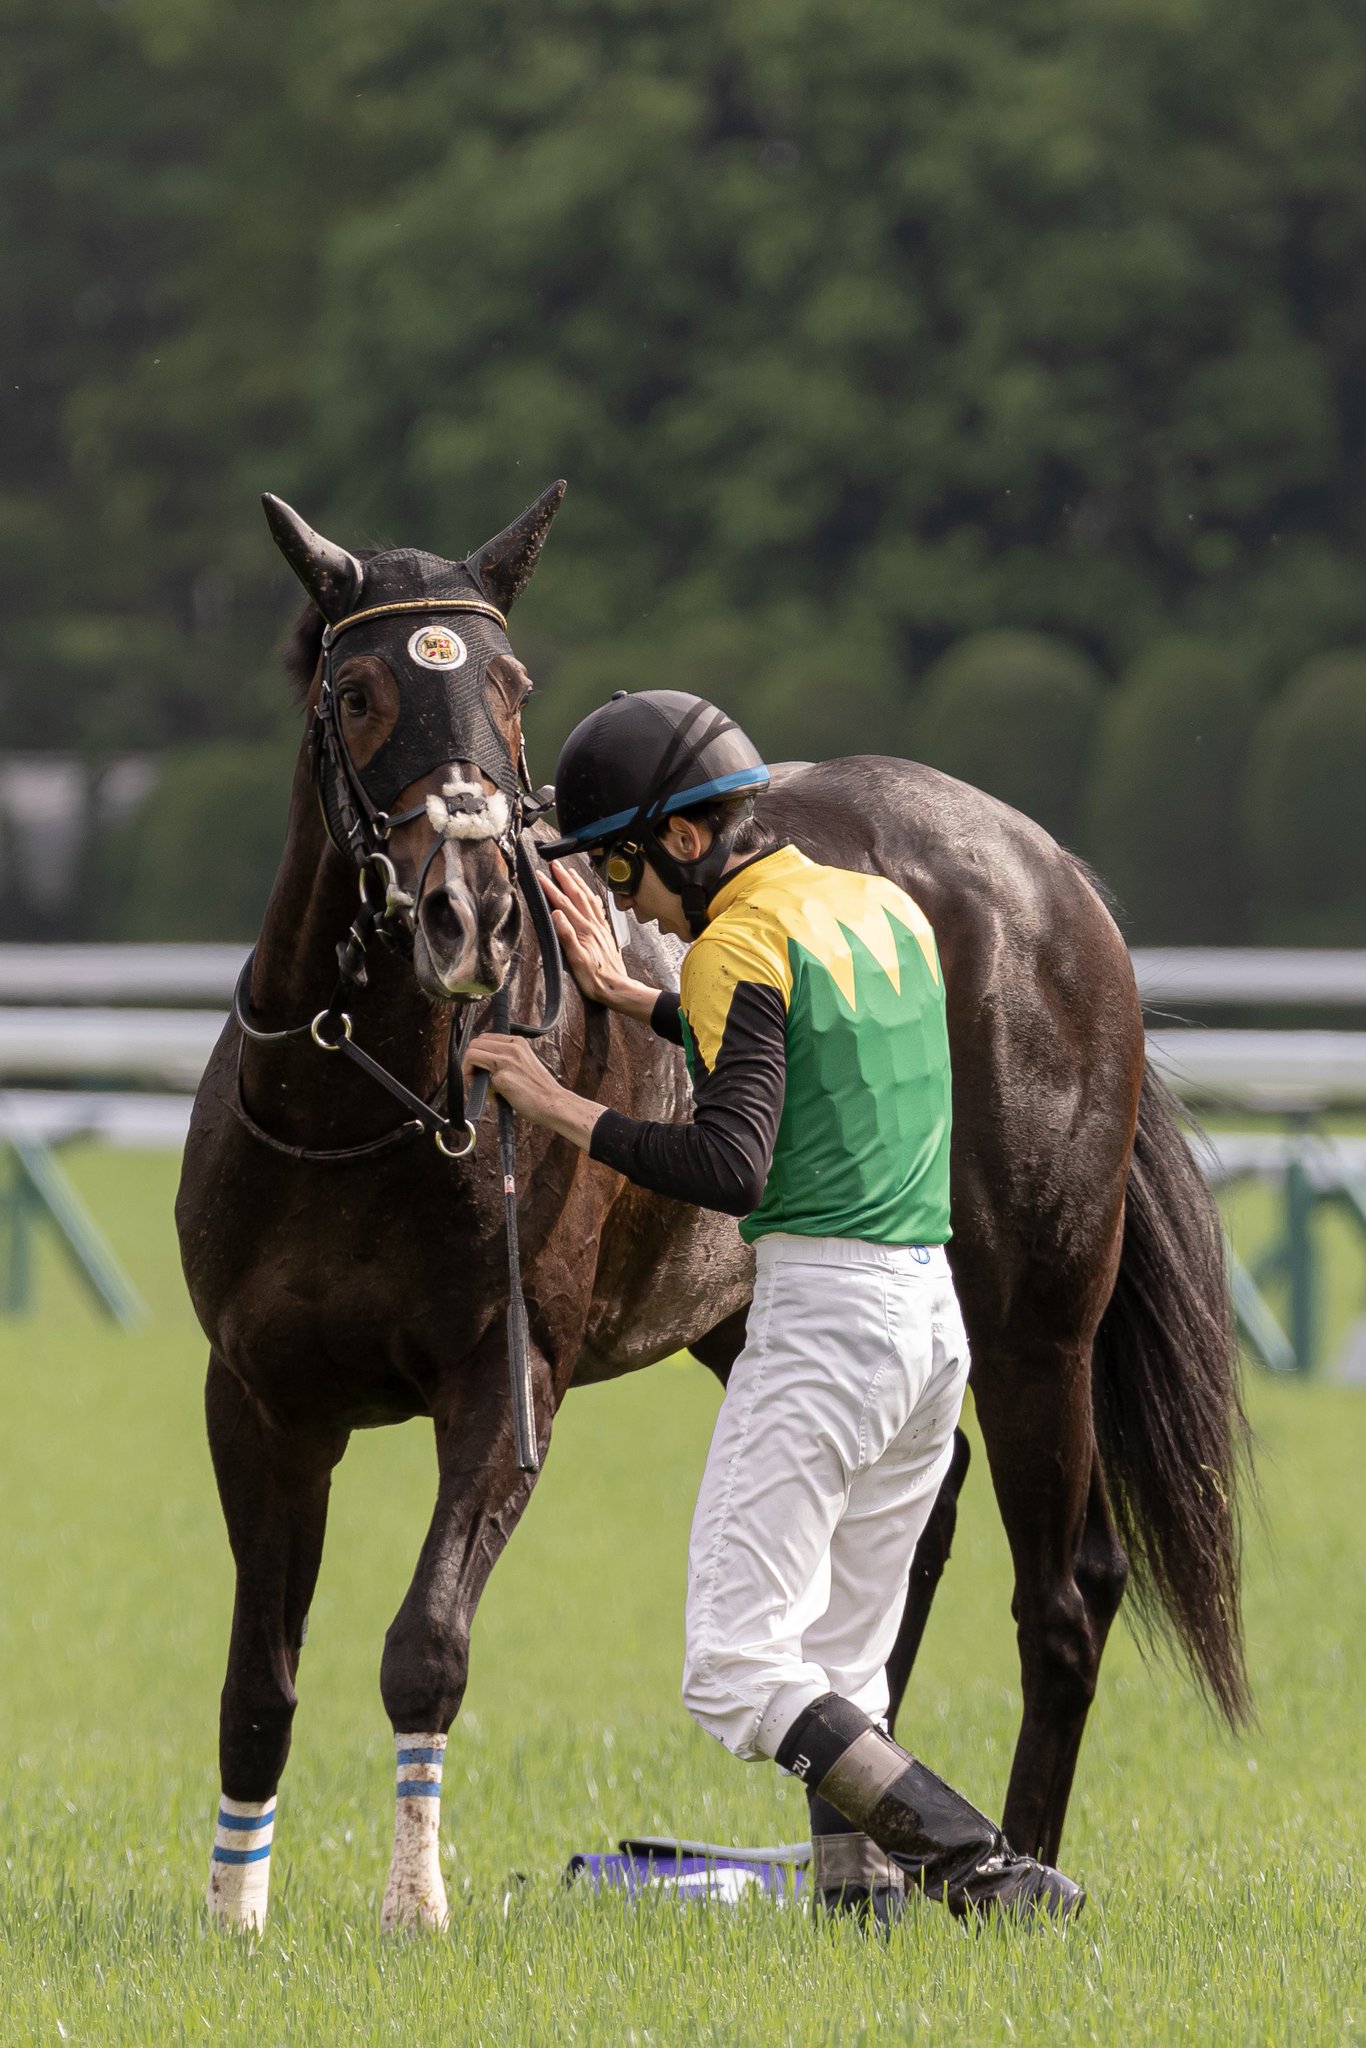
264, 484, 565, 1001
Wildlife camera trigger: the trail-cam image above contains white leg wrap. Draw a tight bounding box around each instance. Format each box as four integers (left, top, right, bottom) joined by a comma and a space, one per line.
207, 1794, 275, 1931
381, 1732, 449, 1932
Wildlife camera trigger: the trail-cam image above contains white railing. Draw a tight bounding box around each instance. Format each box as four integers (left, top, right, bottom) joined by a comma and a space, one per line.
1146, 1030, 1366, 1112
5, 944, 1366, 1008
0, 1088, 194, 1147
4, 949, 1366, 1114
0, 1008, 225, 1089
0, 943, 248, 1004
1130, 948, 1366, 1006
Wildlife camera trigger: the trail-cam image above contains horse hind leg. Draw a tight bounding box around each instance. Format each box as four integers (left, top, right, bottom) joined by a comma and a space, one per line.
205, 1352, 348, 1930
884, 1427, 971, 1733
975, 1349, 1129, 1867
377, 1352, 549, 1931
1014, 1453, 1128, 1866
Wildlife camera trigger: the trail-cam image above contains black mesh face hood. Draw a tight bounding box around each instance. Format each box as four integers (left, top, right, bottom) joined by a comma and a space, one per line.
264, 484, 566, 837
325, 549, 521, 809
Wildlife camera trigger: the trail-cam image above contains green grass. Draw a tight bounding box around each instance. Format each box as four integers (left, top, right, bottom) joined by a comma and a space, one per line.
1, 1148, 1363, 2045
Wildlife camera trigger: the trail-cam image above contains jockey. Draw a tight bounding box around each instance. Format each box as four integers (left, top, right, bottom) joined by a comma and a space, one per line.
469, 690, 1083, 1926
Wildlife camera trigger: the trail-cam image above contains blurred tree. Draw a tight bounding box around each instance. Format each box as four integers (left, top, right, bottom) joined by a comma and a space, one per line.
111, 740, 296, 941
1242, 652, 1366, 945
742, 636, 903, 765
906, 631, 1102, 845
526, 611, 900, 769
1082, 641, 1261, 943
9, 0, 1366, 940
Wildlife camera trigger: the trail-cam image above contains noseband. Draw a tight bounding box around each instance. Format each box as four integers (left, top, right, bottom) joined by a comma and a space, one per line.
233, 595, 563, 1164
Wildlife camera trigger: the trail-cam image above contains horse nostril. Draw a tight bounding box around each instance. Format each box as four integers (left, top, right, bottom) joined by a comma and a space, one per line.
488, 891, 518, 945
418, 888, 469, 958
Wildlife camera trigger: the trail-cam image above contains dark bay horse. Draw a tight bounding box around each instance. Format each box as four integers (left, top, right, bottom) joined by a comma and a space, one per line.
177, 486, 1247, 1931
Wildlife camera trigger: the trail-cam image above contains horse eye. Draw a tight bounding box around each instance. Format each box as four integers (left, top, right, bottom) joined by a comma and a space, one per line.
339, 686, 368, 716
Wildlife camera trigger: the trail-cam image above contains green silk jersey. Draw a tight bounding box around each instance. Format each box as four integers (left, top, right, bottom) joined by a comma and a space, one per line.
679, 846, 952, 1245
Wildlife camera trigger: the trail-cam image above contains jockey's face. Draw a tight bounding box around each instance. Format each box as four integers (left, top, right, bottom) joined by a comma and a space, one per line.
608, 815, 711, 942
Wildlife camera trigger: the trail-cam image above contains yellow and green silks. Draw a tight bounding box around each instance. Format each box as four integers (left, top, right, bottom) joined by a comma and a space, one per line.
680, 848, 952, 1247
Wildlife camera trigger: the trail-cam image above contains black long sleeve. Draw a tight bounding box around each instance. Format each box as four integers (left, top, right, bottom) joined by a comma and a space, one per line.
649, 989, 685, 1045
590, 981, 787, 1216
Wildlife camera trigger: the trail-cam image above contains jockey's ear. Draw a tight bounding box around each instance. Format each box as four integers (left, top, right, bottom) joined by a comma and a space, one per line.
262, 495, 362, 623
659, 814, 711, 863
465, 480, 566, 616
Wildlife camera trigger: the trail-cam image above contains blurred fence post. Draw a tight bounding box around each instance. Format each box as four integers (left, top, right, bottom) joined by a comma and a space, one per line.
0, 1138, 144, 1328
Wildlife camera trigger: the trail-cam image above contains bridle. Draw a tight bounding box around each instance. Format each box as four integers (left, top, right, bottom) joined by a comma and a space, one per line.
232, 594, 564, 1166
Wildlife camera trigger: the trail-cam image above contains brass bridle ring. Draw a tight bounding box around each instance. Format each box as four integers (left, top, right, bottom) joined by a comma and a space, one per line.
310, 1010, 353, 1050
434, 1120, 478, 1160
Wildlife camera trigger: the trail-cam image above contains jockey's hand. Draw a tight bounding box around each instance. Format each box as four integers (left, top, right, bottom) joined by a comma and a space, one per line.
467, 1032, 604, 1151
541, 861, 660, 1023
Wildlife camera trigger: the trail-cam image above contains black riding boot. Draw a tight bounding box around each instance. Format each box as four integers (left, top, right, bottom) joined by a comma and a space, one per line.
806, 1786, 907, 1930
778, 1694, 1084, 1923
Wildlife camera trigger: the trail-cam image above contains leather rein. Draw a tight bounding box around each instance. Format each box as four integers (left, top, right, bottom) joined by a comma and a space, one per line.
231, 596, 564, 1167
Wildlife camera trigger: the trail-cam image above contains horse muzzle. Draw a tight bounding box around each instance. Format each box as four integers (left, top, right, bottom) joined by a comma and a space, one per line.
413, 852, 520, 1000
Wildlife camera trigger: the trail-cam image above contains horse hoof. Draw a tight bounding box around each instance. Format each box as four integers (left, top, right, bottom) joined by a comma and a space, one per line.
206, 1890, 268, 1934
380, 1882, 450, 1934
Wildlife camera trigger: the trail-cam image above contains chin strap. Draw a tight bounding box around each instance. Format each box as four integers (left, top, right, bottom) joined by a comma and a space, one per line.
605, 699, 750, 936
641, 808, 753, 938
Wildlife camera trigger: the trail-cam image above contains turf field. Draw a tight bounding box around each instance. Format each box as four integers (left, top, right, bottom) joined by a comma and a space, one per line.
1, 1147, 1362, 2046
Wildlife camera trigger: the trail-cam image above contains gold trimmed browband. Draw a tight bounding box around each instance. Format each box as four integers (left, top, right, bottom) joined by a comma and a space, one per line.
327, 596, 510, 641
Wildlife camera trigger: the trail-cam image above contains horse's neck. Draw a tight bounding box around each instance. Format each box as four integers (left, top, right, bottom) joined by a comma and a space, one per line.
241, 788, 445, 1148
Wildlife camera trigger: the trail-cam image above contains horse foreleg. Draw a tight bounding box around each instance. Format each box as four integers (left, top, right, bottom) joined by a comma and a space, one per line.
204, 1351, 349, 1930
974, 1355, 1129, 1866
885, 1427, 971, 1733
377, 1356, 548, 1932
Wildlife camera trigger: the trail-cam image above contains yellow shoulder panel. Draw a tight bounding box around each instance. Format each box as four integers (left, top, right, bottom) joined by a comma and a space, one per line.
740, 862, 939, 1011
680, 919, 791, 1073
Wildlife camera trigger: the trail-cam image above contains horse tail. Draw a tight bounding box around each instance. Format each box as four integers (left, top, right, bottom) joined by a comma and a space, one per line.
1091, 1061, 1253, 1727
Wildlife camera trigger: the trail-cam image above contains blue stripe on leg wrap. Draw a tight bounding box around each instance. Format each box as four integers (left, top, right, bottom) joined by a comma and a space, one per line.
212, 1843, 273, 1865
396, 1746, 444, 1766
216, 1807, 275, 1832
396, 1780, 441, 1798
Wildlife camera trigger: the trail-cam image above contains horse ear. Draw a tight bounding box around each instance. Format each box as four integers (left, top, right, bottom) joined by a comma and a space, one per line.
466, 480, 566, 615
262, 494, 363, 623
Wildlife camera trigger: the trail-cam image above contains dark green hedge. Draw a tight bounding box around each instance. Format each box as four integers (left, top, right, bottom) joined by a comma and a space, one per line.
1083, 642, 1262, 944
906, 632, 1103, 848
1244, 654, 1366, 945
102, 633, 1366, 944
107, 742, 296, 942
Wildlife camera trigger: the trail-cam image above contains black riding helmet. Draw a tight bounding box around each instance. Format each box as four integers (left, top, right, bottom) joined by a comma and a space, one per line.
540, 690, 770, 936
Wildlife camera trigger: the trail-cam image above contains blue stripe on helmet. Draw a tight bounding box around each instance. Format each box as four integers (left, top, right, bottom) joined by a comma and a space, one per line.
559, 803, 643, 848
562, 766, 769, 848
656, 764, 770, 816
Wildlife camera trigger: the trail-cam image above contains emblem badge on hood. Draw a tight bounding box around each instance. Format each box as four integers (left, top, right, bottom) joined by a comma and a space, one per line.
408, 624, 469, 670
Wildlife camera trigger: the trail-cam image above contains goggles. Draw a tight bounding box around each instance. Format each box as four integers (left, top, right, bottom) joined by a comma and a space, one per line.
591, 839, 647, 897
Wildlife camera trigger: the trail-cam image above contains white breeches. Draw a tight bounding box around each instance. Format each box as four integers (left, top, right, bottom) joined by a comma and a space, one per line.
682, 1236, 971, 1763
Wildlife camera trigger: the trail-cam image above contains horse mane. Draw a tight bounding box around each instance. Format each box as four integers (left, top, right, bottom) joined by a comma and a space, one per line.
283, 602, 325, 699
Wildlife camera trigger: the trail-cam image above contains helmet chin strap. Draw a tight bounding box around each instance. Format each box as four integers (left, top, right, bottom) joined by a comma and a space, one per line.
642, 800, 754, 939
